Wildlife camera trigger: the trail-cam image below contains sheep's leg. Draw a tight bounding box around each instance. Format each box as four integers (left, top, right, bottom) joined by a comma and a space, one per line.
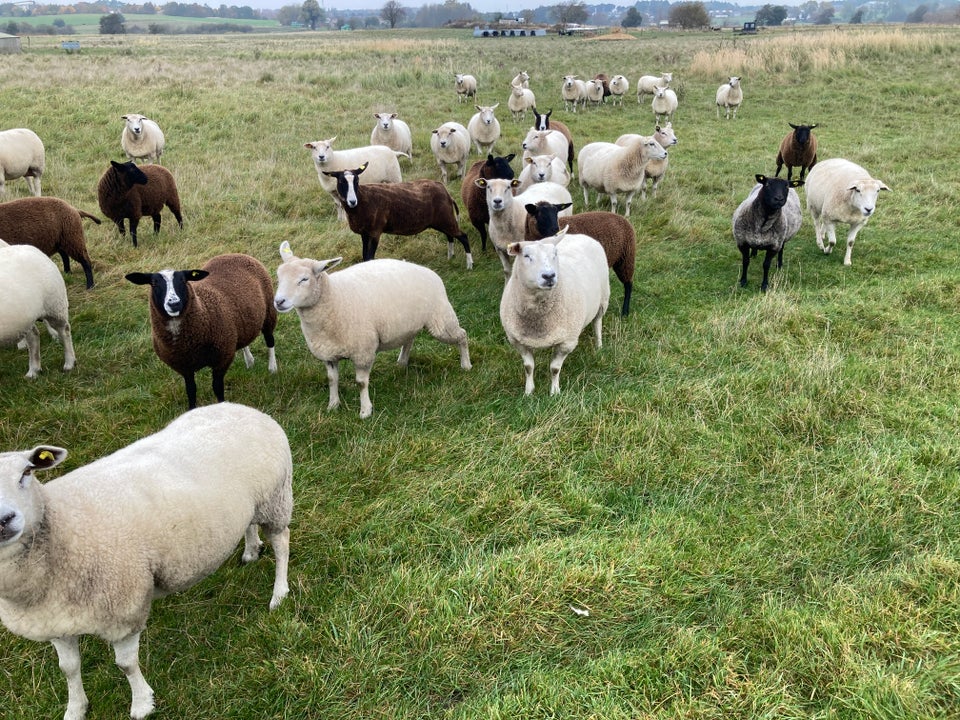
760, 248, 775, 292
496, 247, 512, 280
843, 225, 862, 266
212, 366, 228, 403
183, 372, 198, 409
325, 360, 340, 411
51, 636, 89, 720
262, 328, 278, 373
453, 232, 473, 270
57, 250, 72, 274
242, 523, 264, 562
22, 325, 42, 378
355, 365, 374, 418
514, 344, 536, 395
47, 317, 76, 371
361, 233, 380, 262
823, 221, 838, 255
622, 191, 636, 218
621, 281, 633, 317
265, 525, 290, 610
397, 339, 414, 367
80, 259, 95, 289
151, 213, 162, 234
549, 345, 575, 395
739, 246, 751, 287
581, 184, 590, 208
128, 218, 139, 248
113, 632, 155, 720
429, 315, 472, 370
27, 175, 42, 197
609, 193, 619, 216
241, 346, 255, 369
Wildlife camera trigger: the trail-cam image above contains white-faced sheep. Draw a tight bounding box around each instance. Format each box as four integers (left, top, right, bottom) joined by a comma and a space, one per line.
512, 70, 530, 88
583, 79, 606, 108
120, 113, 165, 164
0, 243, 75, 378
593, 73, 612, 98
561, 75, 587, 113
430, 121, 471, 183
370, 112, 413, 159
651, 85, 678, 124
531, 108, 575, 172
500, 228, 610, 395
455, 73, 478, 103
460, 153, 516, 252
521, 128, 570, 167
508, 82, 537, 122
776, 122, 819, 181
637, 72, 672, 101
616, 123, 679, 199
326, 164, 473, 268
97, 160, 183, 248
304, 137, 406, 221
716, 76, 743, 119
0, 196, 101, 289
0, 402, 292, 720
577, 135, 668, 216
805, 158, 890, 266
517, 154, 570, 193
125, 253, 278, 409
273, 241, 471, 419
0, 127, 44, 196
467, 104, 501, 156
524, 201, 636, 316
733, 174, 804, 291
608, 74, 629, 105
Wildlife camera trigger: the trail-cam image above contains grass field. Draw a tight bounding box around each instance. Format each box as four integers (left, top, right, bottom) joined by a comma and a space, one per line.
2, 25, 960, 719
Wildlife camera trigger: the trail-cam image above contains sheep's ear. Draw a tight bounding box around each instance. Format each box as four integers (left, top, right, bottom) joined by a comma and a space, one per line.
507, 242, 523, 257
27, 446, 67, 471
279, 241, 295, 262
510, 178, 520, 189
810, 123, 818, 129
390, 113, 398, 119
790, 180, 804, 189
491, 103, 499, 110
475, 178, 487, 189
755, 174, 767, 184
304, 142, 316, 149
432, 128, 440, 134
355, 163, 368, 175
789, 122, 799, 129
504, 153, 516, 162
555, 202, 573, 212
879, 182, 891, 191
185, 270, 209, 282
554, 226, 570, 241
525, 204, 539, 216
524, 157, 534, 165
125, 272, 153, 285
313, 258, 342, 275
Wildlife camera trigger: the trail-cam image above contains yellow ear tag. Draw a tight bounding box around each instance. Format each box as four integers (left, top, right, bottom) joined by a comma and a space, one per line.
39, 450, 53, 461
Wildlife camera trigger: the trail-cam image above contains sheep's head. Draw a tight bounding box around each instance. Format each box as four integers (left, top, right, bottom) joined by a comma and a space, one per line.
274, 242, 343, 313
524, 201, 572, 238
126, 269, 209, 319
323, 164, 368, 208
480, 154, 516, 181
755, 175, 803, 214
476, 177, 520, 213
305, 138, 336, 165
788, 123, 818, 147
846, 178, 890, 218
0, 447, 66, 547
122, 113, 148, 137
109, 160, 148, 189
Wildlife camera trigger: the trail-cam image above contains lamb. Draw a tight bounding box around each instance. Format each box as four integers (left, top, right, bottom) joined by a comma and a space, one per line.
583, 79, 606, 108
637, 72, 672, 101
516, 154, 570, 193
521, 128, 570, 166
651, 85, 678, 124
467, 104, 501, 156
326, 164, 473, 268
615, 122, 679, 199
508, 81, 537, 122
531, 108, 575, 172
120, 113, 165, 164
430, 121, 471, 183
304, 137, 405, 221
0, 196, 101, 289
577, 135, 668, 216
0, 402, 292, 720
500, 227, 610, 395
561, 75, 587, 113
97, 160, 183, 248
732, 174, 804, 291
524, 201, 636, 316
125, 253, 278, 409
0, 243, 75, 378
608, 74, 629, 105
0, 127, 44, 196
805, 158, 890, 266
775, 122, 819, 181
455, 73, 478, 103
716, 76, 743, 119
460, 153, 515, 252
273, 241, 471, 419
370, 112, 413, 159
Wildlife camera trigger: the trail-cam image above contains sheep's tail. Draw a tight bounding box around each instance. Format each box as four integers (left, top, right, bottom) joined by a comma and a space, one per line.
77, 210, 102, 225
394, 151, 411, 159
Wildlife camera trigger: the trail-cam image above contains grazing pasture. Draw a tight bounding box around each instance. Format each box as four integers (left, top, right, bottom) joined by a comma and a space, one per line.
2, 26, 960, 719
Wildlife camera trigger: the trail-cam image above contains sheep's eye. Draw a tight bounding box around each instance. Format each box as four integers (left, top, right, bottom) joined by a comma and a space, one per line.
298, 277, 308, 285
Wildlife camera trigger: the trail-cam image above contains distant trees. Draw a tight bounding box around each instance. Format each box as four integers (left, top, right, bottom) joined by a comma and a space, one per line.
276, 4, 300, 25
668, 1, 709, 28
551, 0, 588, 27
381, 0, 406, 28
905, 3, 928, 21
812, 3, 836, 23
412, 1, 478, 28
100, 12, 126, 33
755, 4, 788, 26
621, 7, 642, 27
300, 0, 323, 29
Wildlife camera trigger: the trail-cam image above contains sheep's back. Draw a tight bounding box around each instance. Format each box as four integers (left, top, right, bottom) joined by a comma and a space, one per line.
0, 245, 68, 343
0, 128, 45, 175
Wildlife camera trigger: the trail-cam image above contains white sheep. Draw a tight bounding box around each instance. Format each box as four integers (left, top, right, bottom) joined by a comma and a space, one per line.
608, 74, 629, 105
577, 135, 668, 217
500, 227, 610, 395
651, 85, 678, 124
273, 241, 471, 419
521, 128, 570, 164
508, 82, 537, 122
583, 79, 605, 107
120, 114, 165, 164
560, 75, 587, 113
616, 123, 679, 199
455, 73, 478, 103
512, 70, 530, 88
636, 72, 672, 101
516, 154, 570, 193
0, 127, 45, 196
430, 121, 471, 183
805, 158, 890, 266
716, 76, 743, 119
0, 402, 292, 720
304, 137, 406, 221
0, 243, 75, 378
467, 104, 501, 156
370, 112, 413, 159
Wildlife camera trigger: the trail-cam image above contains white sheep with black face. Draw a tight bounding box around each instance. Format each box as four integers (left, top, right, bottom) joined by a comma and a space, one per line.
120, 114, 165, 163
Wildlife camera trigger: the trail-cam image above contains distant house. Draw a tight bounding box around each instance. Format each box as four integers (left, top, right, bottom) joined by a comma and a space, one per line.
0, 32, 22, 54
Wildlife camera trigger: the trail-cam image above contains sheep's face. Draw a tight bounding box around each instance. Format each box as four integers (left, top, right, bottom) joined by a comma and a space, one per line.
509, 241, 559, 291
330, 169, 361, 208
374, 113, 395, 131
525, 201, 571, 238
125, 269, 208, 319
123, 114, 147, 137
789, 124, 817, 147
478, 178, 518, 214
847, 179, 890, 218
110, 160, 149, 189
433, 126, 457, 149
529, 155, 557, 183
655, 124, 678, 147
0, 447, 65, 547
755, 175, 802, 213
563, 75, 576, 89
634, 137, 668, 163
274, 256, 341, 312
306, 139, 336, 166
477, 106, 498, 126
480, 154, 516, 181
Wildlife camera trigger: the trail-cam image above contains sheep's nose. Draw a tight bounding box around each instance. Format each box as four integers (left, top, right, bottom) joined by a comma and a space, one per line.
864, 207, 874, 216
540, 271, 556, 287
347, 198, 358, 208
492, 199, 503, 210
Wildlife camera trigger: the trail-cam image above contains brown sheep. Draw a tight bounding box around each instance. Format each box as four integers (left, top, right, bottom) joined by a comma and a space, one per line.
775, 123, 818, 181
460, 153, 515, 252
97, 160, 183, 248
0, 196, 100, 289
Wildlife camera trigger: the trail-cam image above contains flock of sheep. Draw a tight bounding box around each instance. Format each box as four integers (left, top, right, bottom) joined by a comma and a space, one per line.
0, 61, 892, 720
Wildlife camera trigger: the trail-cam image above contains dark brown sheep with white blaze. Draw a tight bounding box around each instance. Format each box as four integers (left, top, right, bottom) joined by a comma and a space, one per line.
461, 154, 515, 252
97, 160, 183, 248
0, 196, 100, 289
775, 123, 819, 181
125, 253, 278, 409
326, 164, 473, 268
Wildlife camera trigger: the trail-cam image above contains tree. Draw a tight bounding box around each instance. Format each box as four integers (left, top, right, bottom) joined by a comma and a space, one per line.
905, 3, 928, 21
276, 4, 301, 26
849, 7, 864, 23
755, 4, 787, 26
99, 12, 125, 33
621, 7, 642, 26
668, 1, 709, 28
551, 0, 588, 27
381, 0, 406, 28
300, 0, 323, 30
813, 3, 835, 23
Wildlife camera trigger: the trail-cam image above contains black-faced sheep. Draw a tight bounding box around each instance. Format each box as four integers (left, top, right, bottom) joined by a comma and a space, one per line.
460, 153, 516, 252
0, 402, 292, 720
120, 113, 165, 164
327, 163, 473, 268
0, 128, 44, 197
97, 160, 183, 248
732, 174, 804, 291
0, 196, 101, 289
775, 123, 819, 181
531, 108, 575, 172
125, 253, 278, 409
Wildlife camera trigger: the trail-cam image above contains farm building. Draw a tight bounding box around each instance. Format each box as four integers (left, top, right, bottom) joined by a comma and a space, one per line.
473, 25, 548, 37
0, 32, 22, 54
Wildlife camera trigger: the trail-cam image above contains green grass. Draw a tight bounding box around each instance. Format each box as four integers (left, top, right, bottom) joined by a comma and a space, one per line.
2, 26, 960, 719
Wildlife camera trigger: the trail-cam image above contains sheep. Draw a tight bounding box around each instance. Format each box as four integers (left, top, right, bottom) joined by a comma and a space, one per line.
512, 70, 530, 89
500, 227, 610, 395
0, 127, 44, 197
716, 76, 743, 119
583, 79, 606, 107
325, 164, 473, 268
304, 137, 406, 222
370, 112, 413, 159
0, 402, 292, 720
0, 196, 101, 289
616, 123, 679, 199
430, 121, 471, 183
517, 154, 570, 193
651, 85, 678, 124
577, 135, 668, 217
97, 160, 183, 248
531, 108, 575, 172
805, 158, 890, 266
521, 128, 570, 167
593, 73, 612, 98
732, 174, 804, 291
467, 104, 501, 156
560, 75, 587, 113
508, 81, 537, 122
455, 73, 478, 103
775, 122, 819, 181
0, 243, 75, 378
608, 74, 629, 105
524, 201, 636, 316
125, 253, 278, 409
460, 153, 516, 252
273, 241, 471, 419
120, 113, 165, 164
637, 72, 672, 101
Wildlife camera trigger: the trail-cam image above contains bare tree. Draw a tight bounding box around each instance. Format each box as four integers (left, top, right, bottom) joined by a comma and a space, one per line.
552, 0, 589, 27
381, 0, 407, 28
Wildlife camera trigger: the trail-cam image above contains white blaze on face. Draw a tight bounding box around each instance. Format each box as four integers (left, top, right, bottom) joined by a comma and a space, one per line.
160, 269, 182, 317
342, 171, 359, 208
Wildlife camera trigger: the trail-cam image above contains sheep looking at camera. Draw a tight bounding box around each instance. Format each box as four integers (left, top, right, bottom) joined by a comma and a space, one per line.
467, 104, 501, 157
636, 72, 672, 100
0, 127, 45, 196
516, 154, 570, 193
716, 76, 743, 119
577, 134, 668, 216
120, 113, 165, 164
531, 108, 575, 172
0, 402, 292, 720
521, 128, 570, 167
97, 160, 183, 248
455, 73, 478, 103
460, 153, 516, 252
775, 123, 819, 181
608, 74, 629, 105
651, 85, 678, 124
508, 81, 537, 122
733, 174, 804, 291
370, 112, 413, 159
430, 121, 471, 183
616, 123, 679, 200
561, 75, 587, 113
